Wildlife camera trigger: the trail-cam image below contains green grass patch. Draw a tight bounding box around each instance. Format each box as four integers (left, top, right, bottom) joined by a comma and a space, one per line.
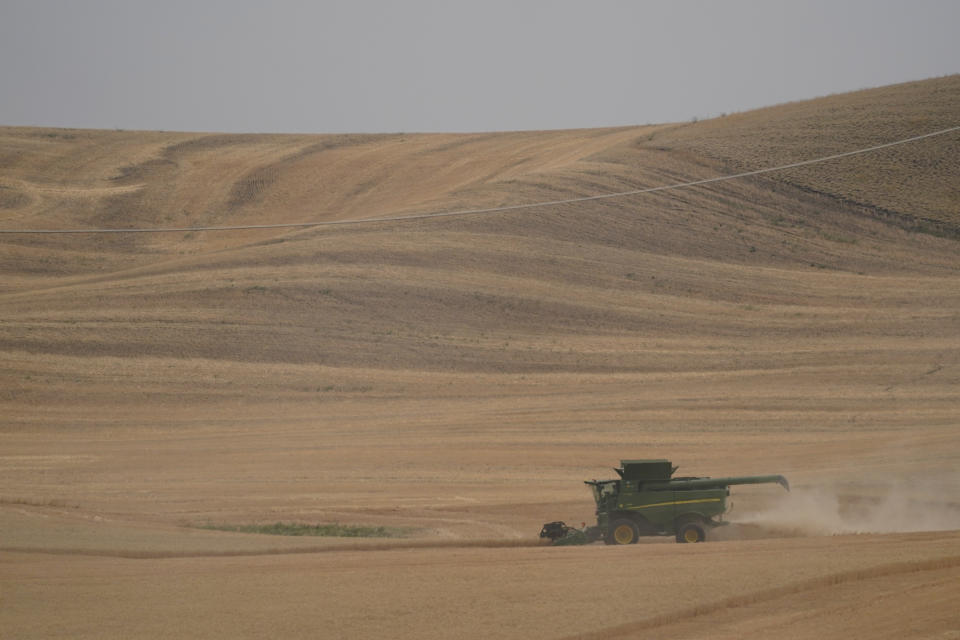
198, 522, 414, 538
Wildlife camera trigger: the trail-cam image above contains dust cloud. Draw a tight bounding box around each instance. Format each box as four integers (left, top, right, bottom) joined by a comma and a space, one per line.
738, 477, 960, 537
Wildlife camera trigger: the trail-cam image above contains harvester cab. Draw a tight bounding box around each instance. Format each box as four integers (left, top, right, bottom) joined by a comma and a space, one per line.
541, 459, 788, 545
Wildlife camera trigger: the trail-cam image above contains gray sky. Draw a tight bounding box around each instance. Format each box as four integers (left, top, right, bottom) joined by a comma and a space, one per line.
1, 0, 957, 134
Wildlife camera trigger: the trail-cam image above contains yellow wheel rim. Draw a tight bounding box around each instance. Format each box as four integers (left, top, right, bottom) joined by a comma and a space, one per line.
683, 528, 700, 543
613, 524, 634, 544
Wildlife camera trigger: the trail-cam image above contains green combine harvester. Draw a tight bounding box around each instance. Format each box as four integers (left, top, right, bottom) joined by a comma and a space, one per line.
540, 459, 789, 544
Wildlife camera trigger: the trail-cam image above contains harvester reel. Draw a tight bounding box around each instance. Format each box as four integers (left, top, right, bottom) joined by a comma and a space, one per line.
539, 521, 572, 542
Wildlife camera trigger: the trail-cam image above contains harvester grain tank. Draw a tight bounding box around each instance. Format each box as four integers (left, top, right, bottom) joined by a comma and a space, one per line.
540, 459, 789, 544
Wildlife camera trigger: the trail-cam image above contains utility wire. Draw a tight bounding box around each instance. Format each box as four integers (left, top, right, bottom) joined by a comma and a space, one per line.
1, 125, 957, 235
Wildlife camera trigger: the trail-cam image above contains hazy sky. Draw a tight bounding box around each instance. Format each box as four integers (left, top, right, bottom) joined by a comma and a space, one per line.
1, 1, 957, 134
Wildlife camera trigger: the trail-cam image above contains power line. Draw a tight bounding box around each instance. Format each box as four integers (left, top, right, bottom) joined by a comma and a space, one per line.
1, 125, 957, 235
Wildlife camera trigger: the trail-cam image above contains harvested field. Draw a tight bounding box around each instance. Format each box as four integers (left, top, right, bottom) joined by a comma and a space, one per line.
1, 76, 959, 638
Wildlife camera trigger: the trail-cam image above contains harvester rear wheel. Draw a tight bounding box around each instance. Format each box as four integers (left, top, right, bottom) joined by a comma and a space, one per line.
606, 518, 640, 545
676, 522, 706, 543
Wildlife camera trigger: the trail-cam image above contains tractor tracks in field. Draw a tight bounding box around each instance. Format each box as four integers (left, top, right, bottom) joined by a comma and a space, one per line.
563, 554, 960, 640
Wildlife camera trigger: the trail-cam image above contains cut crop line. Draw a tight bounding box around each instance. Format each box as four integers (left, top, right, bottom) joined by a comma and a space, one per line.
1, 125, 957, 235
0, 537, 543, 559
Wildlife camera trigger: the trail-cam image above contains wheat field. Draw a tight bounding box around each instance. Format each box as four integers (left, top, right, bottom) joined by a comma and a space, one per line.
2, 76, 959, 639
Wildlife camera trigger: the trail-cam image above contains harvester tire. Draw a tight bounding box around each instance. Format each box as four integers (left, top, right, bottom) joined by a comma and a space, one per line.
676, 522, 706, 543
606, 518, 640, 545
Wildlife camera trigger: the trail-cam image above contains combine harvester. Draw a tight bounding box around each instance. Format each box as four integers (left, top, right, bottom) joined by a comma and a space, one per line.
541, 459, 789, 545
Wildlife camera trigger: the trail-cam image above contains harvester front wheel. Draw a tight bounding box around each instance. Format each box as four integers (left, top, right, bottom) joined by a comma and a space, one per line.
676, 522, 706, 543
606, 518, 640, 545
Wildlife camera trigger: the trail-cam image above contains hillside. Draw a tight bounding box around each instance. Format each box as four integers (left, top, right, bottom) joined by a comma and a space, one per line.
660, 75, 960, 232
2, 77, 959, 640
